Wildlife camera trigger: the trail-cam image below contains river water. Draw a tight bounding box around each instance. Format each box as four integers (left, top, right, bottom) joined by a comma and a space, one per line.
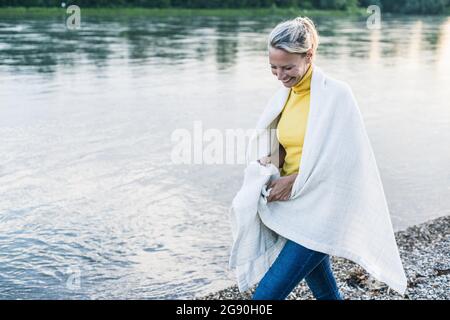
0, 13, 449, 299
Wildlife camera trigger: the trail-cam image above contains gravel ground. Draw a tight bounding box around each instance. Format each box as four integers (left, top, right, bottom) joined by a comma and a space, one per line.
196, 215, 449, 300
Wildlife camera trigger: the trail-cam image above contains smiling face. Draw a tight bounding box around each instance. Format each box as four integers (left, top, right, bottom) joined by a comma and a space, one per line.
269, 47, 311, 87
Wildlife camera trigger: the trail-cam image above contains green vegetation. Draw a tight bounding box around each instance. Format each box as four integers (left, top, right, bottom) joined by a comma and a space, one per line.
0, 6, 366, 18
0, 0, 358, 10
0, 0, 449, 14
359, 0, 450, 14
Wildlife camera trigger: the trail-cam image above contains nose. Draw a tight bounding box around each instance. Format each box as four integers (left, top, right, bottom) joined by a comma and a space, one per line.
276, 71, 286, 80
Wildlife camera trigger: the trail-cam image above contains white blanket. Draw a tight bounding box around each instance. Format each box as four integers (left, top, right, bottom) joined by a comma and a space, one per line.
228, 65, 407, 295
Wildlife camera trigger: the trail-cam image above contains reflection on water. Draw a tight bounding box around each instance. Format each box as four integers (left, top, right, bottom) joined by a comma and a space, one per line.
0, 14, 449, 299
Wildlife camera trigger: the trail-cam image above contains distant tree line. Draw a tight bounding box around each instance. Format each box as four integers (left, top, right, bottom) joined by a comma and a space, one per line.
1, 0, 449, 14
359, 0, 450, 14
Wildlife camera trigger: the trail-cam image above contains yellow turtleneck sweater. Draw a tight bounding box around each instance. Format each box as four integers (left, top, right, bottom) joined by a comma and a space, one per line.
277, 64, 313, 177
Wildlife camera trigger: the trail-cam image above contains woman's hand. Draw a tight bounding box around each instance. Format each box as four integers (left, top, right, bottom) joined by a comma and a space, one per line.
257, 156, 271, 166
266, 174, 298, 202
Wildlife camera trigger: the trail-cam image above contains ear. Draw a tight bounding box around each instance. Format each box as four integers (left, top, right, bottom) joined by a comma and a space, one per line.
306, 49, 314, 63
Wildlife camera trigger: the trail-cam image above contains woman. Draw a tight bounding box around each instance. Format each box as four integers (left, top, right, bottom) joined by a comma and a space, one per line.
251, 16, 344, 300
229, 15, 406, 301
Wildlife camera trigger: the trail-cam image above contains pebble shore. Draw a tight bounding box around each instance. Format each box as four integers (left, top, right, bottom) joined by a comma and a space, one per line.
196, 215, 449, 300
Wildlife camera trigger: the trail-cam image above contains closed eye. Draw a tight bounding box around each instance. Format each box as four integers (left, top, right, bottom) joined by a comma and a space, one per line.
271, 66, 292, 70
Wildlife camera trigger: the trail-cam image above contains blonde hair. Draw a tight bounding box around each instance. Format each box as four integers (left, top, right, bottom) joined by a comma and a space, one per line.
268, 17, 319, 58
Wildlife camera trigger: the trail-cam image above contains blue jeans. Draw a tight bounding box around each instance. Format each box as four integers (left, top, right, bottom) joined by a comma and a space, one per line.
252, 239, 344, 300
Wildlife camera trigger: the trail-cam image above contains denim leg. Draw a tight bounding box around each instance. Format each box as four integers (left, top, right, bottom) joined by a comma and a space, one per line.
305, 255, 344, 300
252, 239, 328, 300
